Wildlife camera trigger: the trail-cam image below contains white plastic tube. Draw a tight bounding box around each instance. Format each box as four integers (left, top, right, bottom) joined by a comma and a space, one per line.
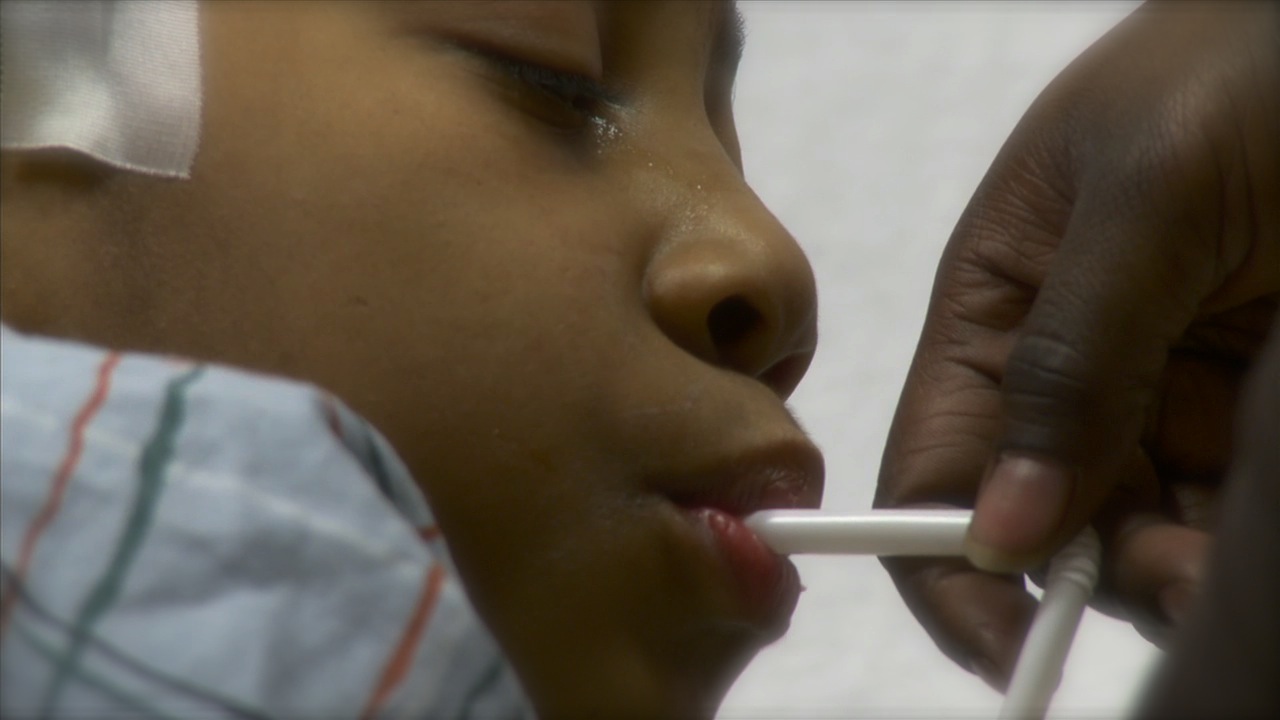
744, 509, 972, 556
745, 510, 1102, 720
998, 527, 1101, 720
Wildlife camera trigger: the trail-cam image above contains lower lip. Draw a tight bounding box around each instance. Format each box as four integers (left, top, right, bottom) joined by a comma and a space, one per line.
684, 507, 802, 629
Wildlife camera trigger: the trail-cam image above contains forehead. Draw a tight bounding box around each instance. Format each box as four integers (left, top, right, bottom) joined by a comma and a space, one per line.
598, 0, 747, 91
385, 1, 744, 70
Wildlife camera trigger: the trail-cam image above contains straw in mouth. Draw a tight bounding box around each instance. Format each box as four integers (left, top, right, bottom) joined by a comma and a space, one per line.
745, 508, 973, 556
743, 508, 1102, 720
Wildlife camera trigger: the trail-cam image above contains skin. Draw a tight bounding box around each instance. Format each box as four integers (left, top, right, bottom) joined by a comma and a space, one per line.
0, 1, 822, 717
875, 0, 1278, 689
1137, 317, 1280, 718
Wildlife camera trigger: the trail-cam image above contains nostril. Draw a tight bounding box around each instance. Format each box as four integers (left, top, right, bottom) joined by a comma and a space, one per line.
759, 352, 812, 399
707, 295, 763, 361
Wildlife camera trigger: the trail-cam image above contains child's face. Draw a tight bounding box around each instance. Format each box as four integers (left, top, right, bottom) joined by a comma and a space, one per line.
137, 1, 821, 715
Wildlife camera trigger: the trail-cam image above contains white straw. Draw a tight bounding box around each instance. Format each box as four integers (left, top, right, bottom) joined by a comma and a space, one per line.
744, 510, 1102, 720
998, 527, 1101, 720
744, 509, 972, 556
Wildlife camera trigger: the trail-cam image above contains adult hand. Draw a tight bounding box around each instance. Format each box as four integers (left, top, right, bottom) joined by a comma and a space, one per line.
1137, 316, 1280, 719
874, 0, 1278, 688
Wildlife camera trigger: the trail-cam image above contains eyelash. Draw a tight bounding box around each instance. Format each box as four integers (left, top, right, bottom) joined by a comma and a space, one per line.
490, 55, 619, 129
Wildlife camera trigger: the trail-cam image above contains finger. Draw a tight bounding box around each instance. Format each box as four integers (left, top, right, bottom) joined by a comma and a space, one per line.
875, 364, 1037, 687
875, 339, 1039, 687
875, 116, 1077, 682
975, 349, 1236, 581
1141, 352, 1245, 534
1085, 445, 1209, 625
881, 556, 1036, 692
1144, 351, 1246, 485
1013, 444, 1209, 649
1162, 480, 1220, 532
1136, 316, 1280, 718
1109, 516, 1211, 629
964, 167, 1228, 573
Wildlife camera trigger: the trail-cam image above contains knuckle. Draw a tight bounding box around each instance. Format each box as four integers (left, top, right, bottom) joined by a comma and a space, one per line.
1004, 332, 1094, 403
1000, 332, 1112, 458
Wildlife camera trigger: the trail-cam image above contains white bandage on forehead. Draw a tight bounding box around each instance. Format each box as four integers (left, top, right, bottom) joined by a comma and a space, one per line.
1, 0, 201, 179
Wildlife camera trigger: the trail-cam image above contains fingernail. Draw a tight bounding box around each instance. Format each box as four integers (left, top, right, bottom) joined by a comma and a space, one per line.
969, 657, 1006, 693
966, 454, 1074, 573
1158, 583, 1197, 626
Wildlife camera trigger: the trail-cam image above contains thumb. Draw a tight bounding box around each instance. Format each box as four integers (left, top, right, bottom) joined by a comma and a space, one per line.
963, 185, 1220, 573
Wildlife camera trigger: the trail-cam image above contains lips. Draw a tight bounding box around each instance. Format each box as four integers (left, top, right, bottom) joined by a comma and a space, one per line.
682, 506, 802, 629
663, 440, 824, 631
670, 441, 824, 517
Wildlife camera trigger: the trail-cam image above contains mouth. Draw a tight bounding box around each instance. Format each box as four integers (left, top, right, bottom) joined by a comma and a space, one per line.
661, 439, 824, 635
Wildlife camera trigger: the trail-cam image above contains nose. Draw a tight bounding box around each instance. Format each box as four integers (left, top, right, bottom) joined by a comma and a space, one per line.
643, 169, 818, 399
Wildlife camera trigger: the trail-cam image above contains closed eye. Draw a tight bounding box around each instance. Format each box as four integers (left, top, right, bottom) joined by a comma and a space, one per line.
482, 52, 622, 132
505, 57, 617, 111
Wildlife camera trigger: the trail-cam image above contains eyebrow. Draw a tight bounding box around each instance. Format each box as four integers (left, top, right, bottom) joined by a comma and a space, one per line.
711, 1, 746, 73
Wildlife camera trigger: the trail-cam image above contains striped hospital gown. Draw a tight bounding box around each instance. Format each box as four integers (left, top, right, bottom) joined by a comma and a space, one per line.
0, 324, 533, 719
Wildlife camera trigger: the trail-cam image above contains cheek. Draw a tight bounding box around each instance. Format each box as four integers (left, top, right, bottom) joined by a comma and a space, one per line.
200, 35, 632, 364
192, 10, 676, 541
236, 62, 653, 454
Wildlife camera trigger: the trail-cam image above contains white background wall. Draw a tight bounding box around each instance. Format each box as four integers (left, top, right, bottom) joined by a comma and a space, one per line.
722, 3, 1156, 718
